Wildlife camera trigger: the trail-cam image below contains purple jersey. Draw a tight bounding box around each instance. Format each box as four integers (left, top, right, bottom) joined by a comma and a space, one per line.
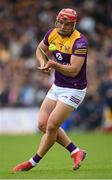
43, 28, 88, 89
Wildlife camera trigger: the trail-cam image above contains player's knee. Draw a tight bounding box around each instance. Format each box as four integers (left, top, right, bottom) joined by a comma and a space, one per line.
47, 123, 57, 135
46, 124, 57, 141
38, 122, 46, 133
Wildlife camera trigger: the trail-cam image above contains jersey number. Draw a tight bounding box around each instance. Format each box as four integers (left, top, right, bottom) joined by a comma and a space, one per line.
56, 53, 63, 61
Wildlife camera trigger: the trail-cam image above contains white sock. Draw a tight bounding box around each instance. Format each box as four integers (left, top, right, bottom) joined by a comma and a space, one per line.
29, 158, 37, 167
71, 148, 79, 155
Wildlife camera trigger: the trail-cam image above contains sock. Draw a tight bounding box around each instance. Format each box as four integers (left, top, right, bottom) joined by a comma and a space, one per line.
29, 153, 42, 166
66, 142, 79, 154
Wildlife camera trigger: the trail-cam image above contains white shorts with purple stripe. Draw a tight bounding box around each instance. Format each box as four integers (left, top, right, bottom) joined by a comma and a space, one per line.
46, 84, 87, 109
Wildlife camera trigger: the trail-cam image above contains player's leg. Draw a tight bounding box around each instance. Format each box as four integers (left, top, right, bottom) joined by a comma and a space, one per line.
35, 100, 86, 170
37, 100, 74, 157
12, 97, 55, 173
38, 97, 56, 133
38, 97, 77, 149
12, 98, 77, 173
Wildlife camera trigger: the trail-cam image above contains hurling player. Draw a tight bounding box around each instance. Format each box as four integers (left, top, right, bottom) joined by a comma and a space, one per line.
13, 8, 88, 173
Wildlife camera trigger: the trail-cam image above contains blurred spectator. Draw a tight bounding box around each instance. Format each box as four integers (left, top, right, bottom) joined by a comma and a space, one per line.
79, 93, 103, 131
99, 59, 112, 132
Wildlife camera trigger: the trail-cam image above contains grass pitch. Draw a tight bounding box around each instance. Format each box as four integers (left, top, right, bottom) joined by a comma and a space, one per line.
0, 131, 112, 179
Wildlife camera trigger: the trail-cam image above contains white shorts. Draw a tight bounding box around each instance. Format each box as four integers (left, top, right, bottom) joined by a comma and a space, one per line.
46, 84, 87, 109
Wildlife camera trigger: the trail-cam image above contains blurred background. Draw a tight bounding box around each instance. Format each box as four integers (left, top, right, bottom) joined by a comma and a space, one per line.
0, 0, 112, 134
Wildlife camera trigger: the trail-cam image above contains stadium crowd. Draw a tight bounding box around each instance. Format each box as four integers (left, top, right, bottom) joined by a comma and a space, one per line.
0, 0, 112, 131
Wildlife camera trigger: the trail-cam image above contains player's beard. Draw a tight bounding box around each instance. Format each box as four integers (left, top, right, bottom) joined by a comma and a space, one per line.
55, 21, 75, 37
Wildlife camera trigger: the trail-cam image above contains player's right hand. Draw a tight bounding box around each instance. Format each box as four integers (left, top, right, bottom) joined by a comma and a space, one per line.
37, 63, 51, 75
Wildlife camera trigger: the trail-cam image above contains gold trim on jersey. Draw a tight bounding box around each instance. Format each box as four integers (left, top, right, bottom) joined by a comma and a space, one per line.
75, 49, 87, 54
75, 52, 87, 55
75, 49, 87, 51
48, 28, 81, 54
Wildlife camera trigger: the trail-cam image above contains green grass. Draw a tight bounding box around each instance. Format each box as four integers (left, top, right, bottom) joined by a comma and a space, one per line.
0, 132, 112, 179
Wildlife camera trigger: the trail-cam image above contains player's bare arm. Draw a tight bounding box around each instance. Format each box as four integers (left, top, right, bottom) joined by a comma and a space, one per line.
42, 55, 85, 77
36, 40, 48, 66
36, 41, 51, 74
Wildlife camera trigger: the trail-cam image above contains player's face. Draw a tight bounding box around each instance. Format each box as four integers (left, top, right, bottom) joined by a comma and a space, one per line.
56, 18, 75, 37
